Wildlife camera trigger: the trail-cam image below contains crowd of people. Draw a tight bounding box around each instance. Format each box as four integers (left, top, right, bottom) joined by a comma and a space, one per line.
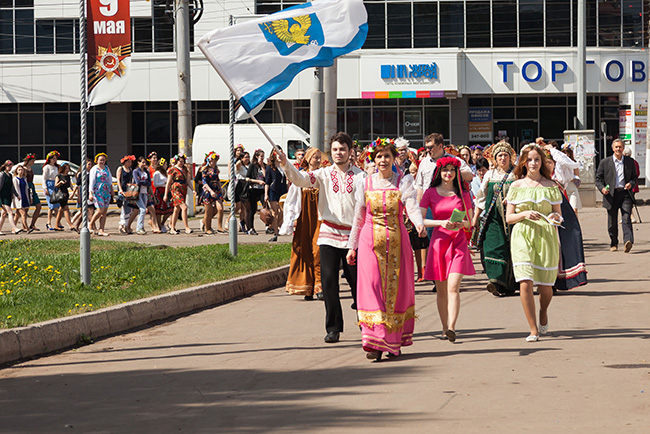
0, 147, 296, 239
0, 130, 640, 361
274, 131, 640, 361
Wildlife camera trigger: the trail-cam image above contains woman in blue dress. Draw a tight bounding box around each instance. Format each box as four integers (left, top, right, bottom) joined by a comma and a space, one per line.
88, 153, 114, 236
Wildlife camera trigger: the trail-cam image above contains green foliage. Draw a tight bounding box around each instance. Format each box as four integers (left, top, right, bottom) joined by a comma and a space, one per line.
0, 239, 290, 328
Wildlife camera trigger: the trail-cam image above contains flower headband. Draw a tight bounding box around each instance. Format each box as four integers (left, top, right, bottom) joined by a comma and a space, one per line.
470, 145, 484, 151
170, 153, 186, 165
436, 156, 461, 169
23, 153, 36, 162
94, 153, 108, 163
235, 144, 245, 150
205, 151, 220, 163
120, 155, 135, 164
365, 137, 397, 163
46, 150, 60, 161
147, 151, 158, 161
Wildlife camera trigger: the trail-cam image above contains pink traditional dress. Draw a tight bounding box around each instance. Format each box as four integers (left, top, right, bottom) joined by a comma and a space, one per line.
420, 188, 476, 281
348, 172, 423, 356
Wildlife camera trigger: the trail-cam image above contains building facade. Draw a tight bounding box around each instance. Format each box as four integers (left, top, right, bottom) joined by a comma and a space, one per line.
0, 0, 648, 179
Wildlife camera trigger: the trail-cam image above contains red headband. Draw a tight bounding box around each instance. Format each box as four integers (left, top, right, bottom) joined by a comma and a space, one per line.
436, 156, 461, 169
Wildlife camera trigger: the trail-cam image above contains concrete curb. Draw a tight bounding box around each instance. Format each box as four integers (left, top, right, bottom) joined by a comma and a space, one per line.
0, 265, 289, 366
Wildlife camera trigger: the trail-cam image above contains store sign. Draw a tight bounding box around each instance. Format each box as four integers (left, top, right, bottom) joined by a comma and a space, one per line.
468, 108, 492, 142
381, 63, 438, 80
620, 109, 633, 140
497, 60, 647, 84
403, 111, 422, 135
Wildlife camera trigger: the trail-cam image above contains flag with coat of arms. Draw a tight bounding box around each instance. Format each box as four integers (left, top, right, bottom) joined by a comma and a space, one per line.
197, 0, 368, 113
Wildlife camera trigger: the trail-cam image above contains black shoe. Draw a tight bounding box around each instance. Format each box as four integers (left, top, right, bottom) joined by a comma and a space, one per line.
304, 295, 314, 301
431, 284, 436, 293
350, 303, 357, 310
316, 292, 324, 301
265, 227, 274, 234
324, 332, 340, 343
366, 350, 382, 361
239, 221, 247, 233
248, 229, 258, 235
268, 235, 278, 242
486, 283, 505, 297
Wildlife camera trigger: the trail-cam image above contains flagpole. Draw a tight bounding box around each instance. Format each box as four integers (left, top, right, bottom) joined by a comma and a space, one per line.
228, 15, 238, 256
79, 0, 91, 285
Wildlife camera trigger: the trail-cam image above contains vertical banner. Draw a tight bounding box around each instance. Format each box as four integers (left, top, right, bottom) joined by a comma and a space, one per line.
87, 0, 131, 106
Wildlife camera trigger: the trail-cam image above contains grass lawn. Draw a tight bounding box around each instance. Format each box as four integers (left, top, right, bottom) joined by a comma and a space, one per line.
0, 239, 290, 329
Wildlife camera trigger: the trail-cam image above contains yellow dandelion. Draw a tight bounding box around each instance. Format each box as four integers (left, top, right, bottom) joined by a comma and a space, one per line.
63, 282, 67, 286
89, 304, 92, 307
6, 315, 11, 319
23, 260, 28, 264
75, 303, 79, 307
60, 290, 64, 293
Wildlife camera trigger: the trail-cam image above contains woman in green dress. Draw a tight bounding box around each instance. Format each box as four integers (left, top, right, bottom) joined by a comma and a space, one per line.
473, 141, 517, 296
506, 145, 562, 342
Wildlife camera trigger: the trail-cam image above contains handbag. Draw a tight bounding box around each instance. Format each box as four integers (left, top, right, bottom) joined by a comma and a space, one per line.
259, 200, 274, 225
123, 183, 139, 199
50, 188, 66, 204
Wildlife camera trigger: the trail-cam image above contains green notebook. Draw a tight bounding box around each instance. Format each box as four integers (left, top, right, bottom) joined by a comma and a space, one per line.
449, 209, 466, 230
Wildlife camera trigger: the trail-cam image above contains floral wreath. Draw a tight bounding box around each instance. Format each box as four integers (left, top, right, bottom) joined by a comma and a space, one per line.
120, 155, 135, 164
23, 153, 37, 162
235, 144, 245, 150
46, 150, 60, 163
365, 137, 397, 163
470, 145, 484, 151
205, 151, 220, 163
147, 151, 158, 161
436, 156, 462, 169
170, 153, 186, 165
94, 153, 108, 163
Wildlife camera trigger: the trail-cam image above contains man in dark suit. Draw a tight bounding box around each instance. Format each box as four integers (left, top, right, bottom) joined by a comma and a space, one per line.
595, 139, 638, 252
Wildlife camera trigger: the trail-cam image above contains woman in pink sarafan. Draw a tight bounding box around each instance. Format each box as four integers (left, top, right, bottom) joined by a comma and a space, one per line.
347, 138, 425, 362
420, 156, 476, 344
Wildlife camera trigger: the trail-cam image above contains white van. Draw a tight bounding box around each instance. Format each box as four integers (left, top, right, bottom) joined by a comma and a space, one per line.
192, 123, 310, 178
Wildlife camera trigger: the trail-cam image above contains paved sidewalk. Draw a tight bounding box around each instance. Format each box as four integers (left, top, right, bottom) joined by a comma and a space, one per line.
0, 205, 649, 433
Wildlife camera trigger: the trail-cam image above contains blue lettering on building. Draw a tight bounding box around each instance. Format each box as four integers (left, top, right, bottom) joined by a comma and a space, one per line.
497, 59, 647, 84
381, 62, 438, 80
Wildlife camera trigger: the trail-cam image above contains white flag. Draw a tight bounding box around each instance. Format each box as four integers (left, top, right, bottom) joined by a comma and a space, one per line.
198, 0, 367, 113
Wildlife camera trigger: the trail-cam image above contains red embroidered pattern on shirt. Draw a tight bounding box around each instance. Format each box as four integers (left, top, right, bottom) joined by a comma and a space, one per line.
331, 170, 339, 193
308, 172, 316, 185
345, 171, 354, 193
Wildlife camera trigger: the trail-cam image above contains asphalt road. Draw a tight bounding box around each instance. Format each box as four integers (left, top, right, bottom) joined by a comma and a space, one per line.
0, 203, 649, 433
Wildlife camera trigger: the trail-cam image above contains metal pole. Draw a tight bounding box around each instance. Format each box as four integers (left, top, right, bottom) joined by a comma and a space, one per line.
576, 0, 586, 130
176, 0, 194, 216
79, 0, 90, 285
646, 18, 650, 182
310, 67, 324, 151
323, 59, 338, 155
228, 15, 238, 256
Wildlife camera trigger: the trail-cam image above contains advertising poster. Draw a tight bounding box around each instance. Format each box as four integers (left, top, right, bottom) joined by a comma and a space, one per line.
87, 0, 131, 106
468, 108, 492, 142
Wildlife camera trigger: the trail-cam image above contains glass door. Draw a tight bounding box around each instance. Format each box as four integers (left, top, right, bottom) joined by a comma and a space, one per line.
493, 119, 538, 152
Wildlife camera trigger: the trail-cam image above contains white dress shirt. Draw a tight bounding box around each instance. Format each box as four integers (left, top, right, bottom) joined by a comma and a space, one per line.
613, 155, 625, 188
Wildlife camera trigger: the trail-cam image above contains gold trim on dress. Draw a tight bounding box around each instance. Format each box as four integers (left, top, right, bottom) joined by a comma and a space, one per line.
357, 306, 416, 333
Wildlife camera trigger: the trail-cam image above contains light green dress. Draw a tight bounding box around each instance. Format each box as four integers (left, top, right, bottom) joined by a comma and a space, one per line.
506, 186, 562, 286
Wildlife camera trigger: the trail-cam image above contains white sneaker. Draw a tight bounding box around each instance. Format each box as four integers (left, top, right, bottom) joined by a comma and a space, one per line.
539, 323, 549, 335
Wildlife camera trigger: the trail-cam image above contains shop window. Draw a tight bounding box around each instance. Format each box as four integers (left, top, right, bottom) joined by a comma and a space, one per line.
387, 2, 411, 49
20, 113, 43, 145
516, 97, 537, 106
346, 108, 371, 142
546, 1, 571, 47
133, 18, 153, 53
132, 111, 145, 144
15, 9, 34, 54
599, 0, 621, 46
493, 97, 514, 107
494, 107, 515, 119
516, 107, 537, 119
70, 112, 80, 145
493, 1, 517, 47
413, 2, 437, 48
0, 113, 18, 145
45, 113, 69, 145
469, 98, 491, 107
36, 19, 54, 54
425, 107, 449, 138
622, 0, 643, 47
466, 2, 490, 48
439, 2, 463, 48
0, 10, 12, 54
364, 2, 386, 49
147, 112, 171, 144
55, 20, 74, 54
94, 111, 107, 144
372, 108, 398, 137
519, 0, 543, 47
153, 0, 174, 52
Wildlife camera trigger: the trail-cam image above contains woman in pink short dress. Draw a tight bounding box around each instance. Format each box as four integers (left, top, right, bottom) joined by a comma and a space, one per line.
420, 156, 475, 343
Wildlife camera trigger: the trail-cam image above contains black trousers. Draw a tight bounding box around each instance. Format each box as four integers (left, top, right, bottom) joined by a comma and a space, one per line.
247, 188, 264, 231
607, 189, 634, 246
319, 244, 358, 333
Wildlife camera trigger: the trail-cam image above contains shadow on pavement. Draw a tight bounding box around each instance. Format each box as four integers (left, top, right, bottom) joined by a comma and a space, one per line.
0, 366, 425, 433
